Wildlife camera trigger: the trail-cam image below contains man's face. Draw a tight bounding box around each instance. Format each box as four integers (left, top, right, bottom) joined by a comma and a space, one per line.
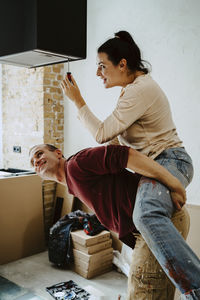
30, 145, 62, 179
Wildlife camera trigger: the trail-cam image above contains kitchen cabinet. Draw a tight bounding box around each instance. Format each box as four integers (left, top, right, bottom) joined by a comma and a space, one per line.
0, 174, 45, 264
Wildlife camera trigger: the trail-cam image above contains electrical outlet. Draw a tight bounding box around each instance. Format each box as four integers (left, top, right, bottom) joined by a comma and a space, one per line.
13, 146, 21, 153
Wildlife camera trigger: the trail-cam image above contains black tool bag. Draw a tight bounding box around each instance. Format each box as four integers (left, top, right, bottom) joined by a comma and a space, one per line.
48, 210, 106, 267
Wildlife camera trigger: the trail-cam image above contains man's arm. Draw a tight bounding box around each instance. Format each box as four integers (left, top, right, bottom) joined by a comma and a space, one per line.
127, 148, 186, 210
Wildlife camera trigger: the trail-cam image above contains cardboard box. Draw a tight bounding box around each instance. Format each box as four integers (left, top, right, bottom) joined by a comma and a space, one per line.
73, 248, 113, 265
0, 175, 45, 264
74, 263, 113, 279
73, 239, 112, 254
74, 255, 113, 272
73, 251, 113, 270
71, 230, 113, 279
71, 230, 110, 247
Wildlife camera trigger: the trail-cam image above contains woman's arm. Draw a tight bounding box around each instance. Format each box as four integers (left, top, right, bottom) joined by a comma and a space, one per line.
61, 74, 147, 143
127, 148, 186, 210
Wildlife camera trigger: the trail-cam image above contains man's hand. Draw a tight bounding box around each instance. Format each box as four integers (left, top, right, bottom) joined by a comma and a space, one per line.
170, 179, 186, 211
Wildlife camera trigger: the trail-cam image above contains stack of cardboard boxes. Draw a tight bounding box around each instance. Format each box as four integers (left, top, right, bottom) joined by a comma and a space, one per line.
71, 230, 113, 279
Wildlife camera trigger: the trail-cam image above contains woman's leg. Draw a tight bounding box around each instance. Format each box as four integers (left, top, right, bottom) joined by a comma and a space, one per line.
127, 207, 190, 300
132, 148, 200, 299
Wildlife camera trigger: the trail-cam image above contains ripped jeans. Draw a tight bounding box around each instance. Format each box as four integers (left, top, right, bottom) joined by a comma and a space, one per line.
132, 147, 200, 299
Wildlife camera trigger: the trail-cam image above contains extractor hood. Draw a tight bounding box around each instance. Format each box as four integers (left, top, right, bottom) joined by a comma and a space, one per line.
0, 0, 87, 68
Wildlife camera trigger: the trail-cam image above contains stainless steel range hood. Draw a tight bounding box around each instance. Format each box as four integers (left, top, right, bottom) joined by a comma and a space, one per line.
0, 0, 87, 68
0, 50, 81, 69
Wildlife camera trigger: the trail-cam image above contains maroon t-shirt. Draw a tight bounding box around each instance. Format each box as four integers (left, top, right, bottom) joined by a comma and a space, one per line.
65, 145, 141, 248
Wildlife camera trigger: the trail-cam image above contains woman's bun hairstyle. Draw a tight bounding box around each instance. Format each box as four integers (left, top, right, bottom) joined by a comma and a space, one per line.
114, 31, 135, 44
98, 30, 150, 74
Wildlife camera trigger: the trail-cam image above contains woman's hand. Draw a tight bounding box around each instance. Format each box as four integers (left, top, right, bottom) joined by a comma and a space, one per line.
61, 74, 86, 109
170, 179, 186, 211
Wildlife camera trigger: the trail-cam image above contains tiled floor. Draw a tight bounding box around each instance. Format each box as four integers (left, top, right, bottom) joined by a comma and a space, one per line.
0, 251, 127, 300
0, 276, 43, 300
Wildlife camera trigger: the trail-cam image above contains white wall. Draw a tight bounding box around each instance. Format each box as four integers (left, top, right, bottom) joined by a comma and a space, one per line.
64, 0, 200, 205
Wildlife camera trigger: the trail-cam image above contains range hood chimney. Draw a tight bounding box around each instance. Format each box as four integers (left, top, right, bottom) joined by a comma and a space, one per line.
0, 0, 87, 68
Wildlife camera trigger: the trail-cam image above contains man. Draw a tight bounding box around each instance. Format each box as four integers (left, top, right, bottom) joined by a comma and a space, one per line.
29, 143, 188, 299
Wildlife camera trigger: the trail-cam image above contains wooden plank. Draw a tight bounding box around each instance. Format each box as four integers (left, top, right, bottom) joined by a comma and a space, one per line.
55, 183, 74, 216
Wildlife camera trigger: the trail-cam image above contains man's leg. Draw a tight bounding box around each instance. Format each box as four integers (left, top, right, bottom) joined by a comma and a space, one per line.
132, 148, 200, 299
127, 207, 190, 300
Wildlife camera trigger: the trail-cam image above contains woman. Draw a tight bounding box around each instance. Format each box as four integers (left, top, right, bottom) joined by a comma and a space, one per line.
61, 31, 200, 300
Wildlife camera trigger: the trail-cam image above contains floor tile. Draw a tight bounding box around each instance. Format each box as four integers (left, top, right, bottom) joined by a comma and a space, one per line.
0, 276, 43, 300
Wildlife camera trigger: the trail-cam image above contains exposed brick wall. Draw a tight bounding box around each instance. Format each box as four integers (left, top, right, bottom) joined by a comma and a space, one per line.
42, 180, 57, 239
43, 64, 64, 150
1, 63, 65, 240
43, 64, 64, 239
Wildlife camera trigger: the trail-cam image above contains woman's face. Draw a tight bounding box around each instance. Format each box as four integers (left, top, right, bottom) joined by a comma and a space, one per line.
96, 52, 123, 88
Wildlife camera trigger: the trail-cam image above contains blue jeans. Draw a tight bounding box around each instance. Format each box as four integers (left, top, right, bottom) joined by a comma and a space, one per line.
133, 147, 200, 299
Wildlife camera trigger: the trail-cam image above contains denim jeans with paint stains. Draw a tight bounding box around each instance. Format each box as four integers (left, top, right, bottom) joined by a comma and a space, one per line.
127, 206, 190, 300
132, 147, 200, 300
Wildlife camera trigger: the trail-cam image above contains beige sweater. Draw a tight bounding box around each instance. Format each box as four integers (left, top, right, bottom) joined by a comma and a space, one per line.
78, 74, 182, 159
